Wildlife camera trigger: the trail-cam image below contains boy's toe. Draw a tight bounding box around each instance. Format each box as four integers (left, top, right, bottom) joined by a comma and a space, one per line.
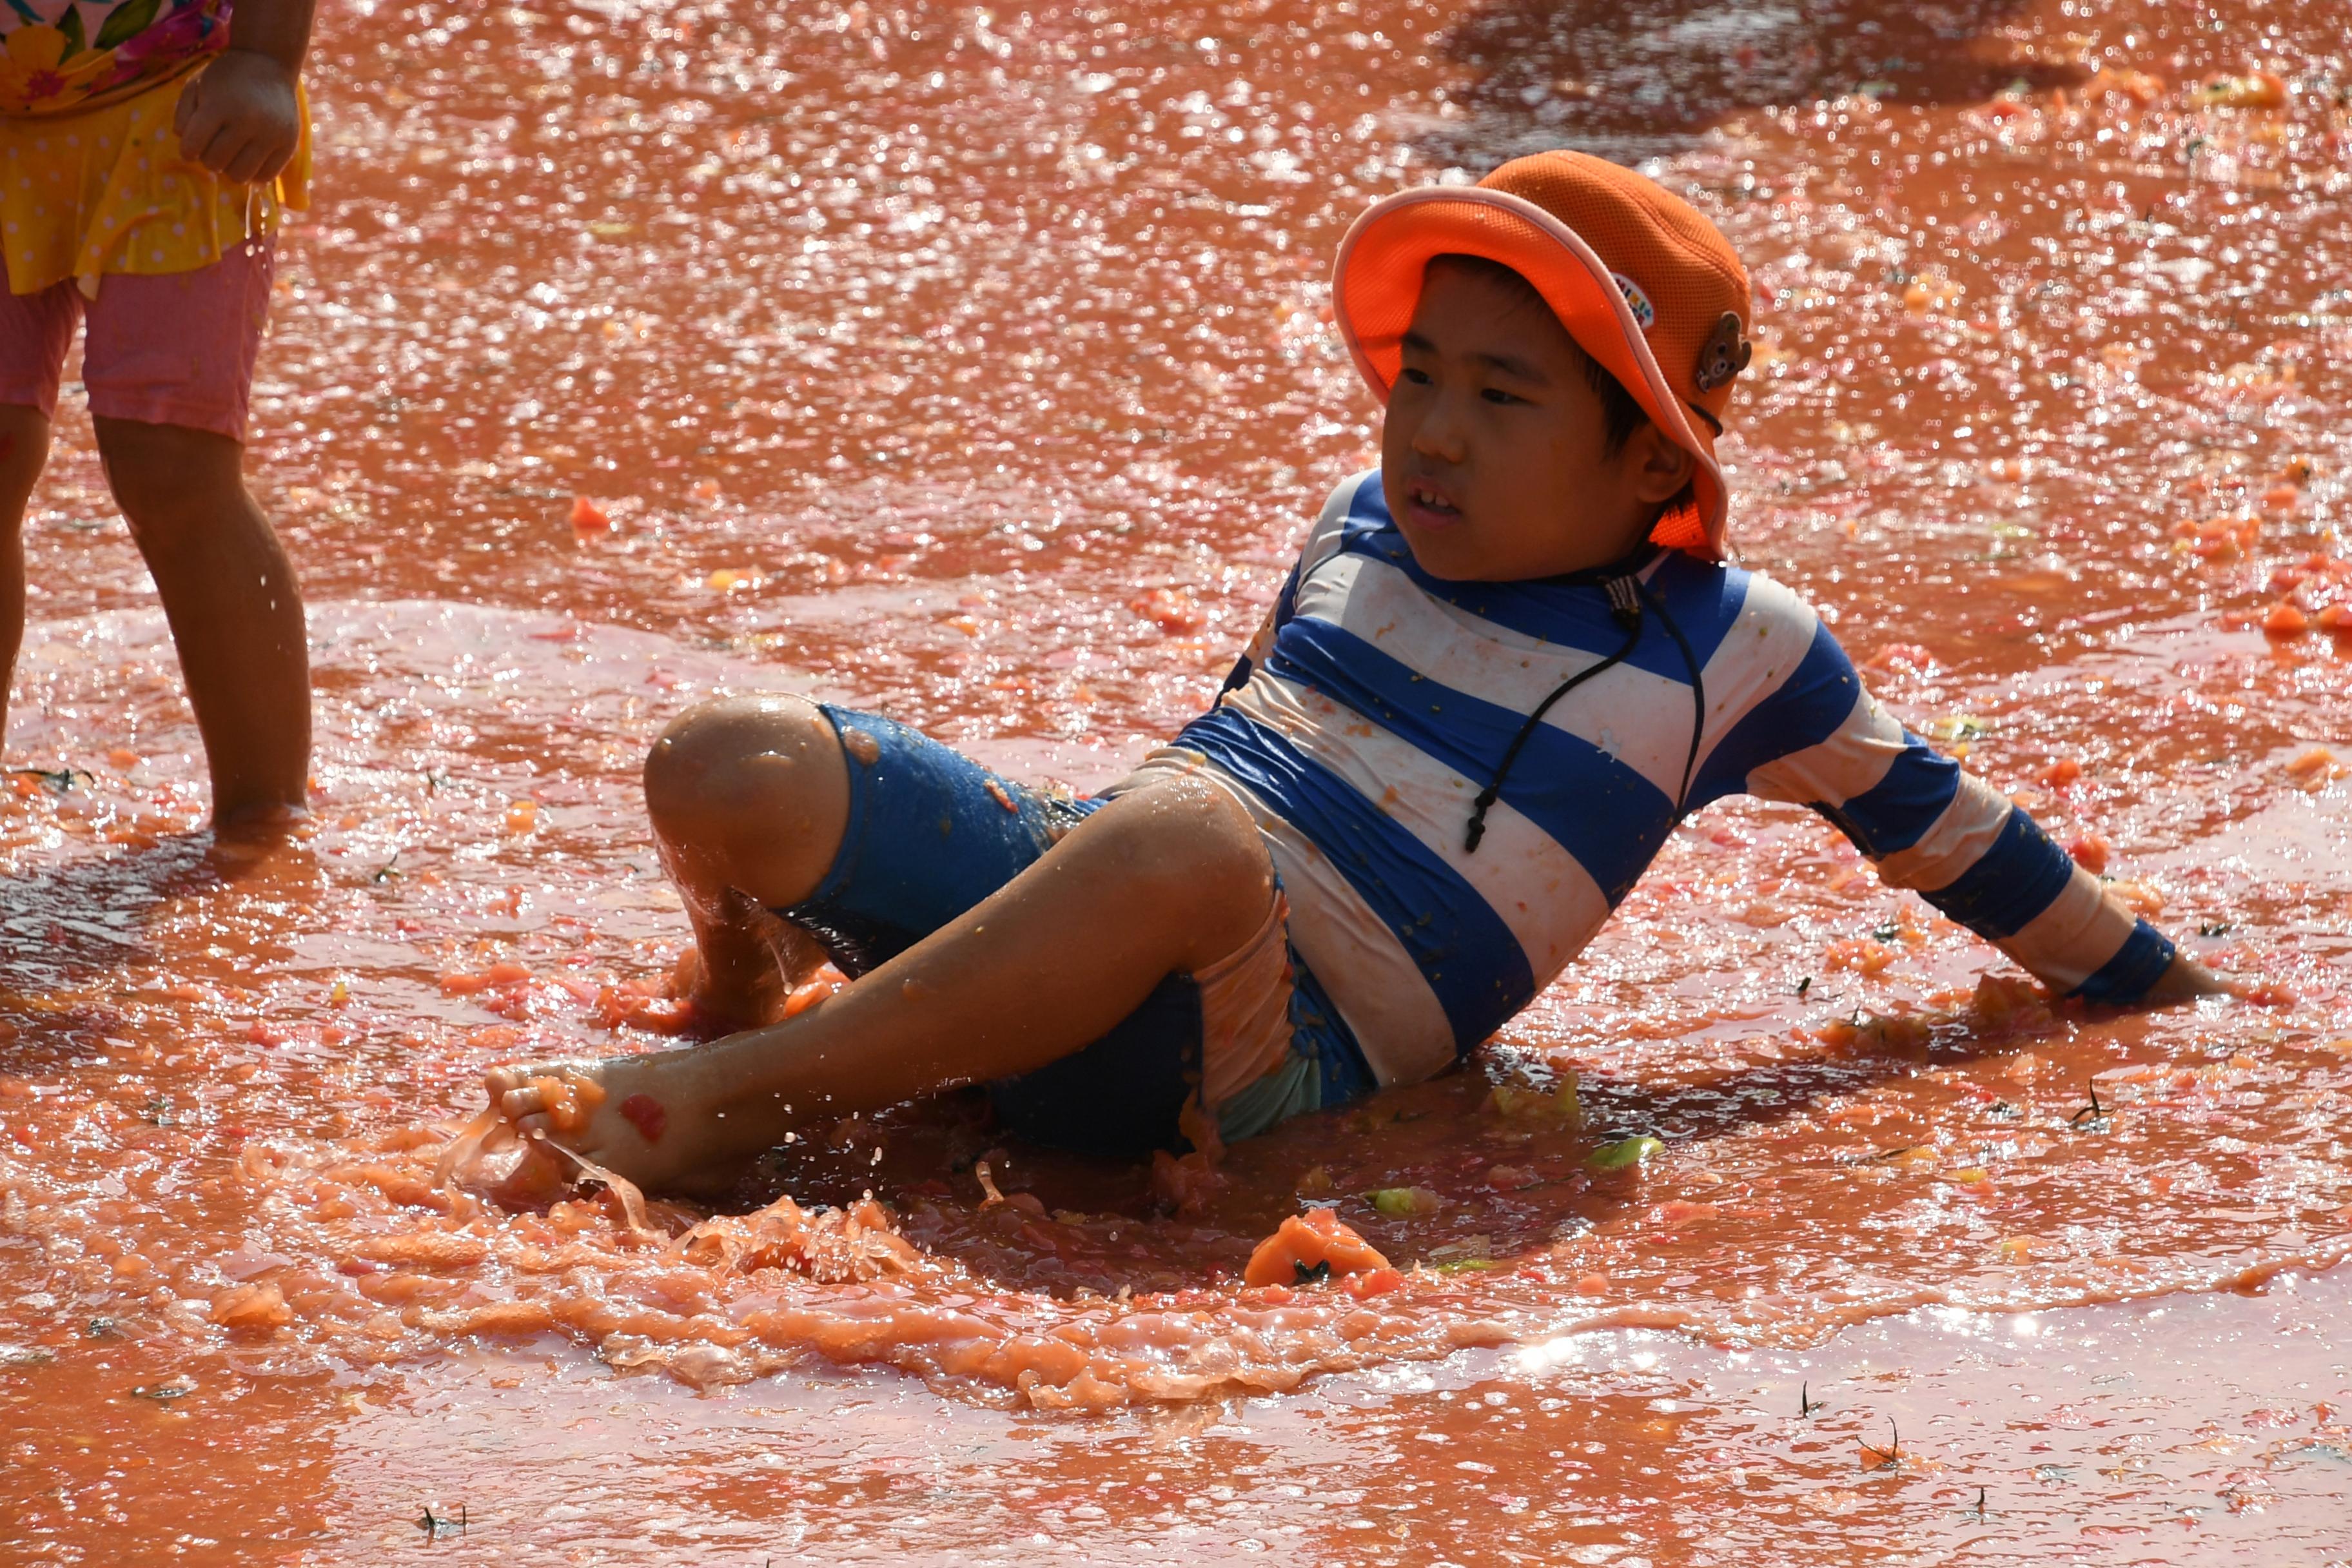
498, 1083, 550, 1122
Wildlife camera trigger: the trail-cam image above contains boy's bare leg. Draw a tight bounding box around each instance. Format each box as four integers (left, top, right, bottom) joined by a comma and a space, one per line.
0, 405, 54, 744
642, 696, 852, 1026
94, 416, 309, 831
492, 705, 1274, 1195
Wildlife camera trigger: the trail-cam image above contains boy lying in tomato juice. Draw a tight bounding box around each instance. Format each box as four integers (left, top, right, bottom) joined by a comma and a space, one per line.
481, 152, 2225, 1197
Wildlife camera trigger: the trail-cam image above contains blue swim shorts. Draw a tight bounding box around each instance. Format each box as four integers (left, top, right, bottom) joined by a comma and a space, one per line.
774, 705, 1373, 1157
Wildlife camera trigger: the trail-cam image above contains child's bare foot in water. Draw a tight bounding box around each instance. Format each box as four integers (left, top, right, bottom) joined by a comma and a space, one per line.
202, 807, 313, 878
484, 1049, 792, 1199
670, 944, 850, 1034
667, 945, 787, 1031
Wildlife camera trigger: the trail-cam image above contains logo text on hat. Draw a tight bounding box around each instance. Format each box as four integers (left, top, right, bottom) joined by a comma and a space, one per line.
1610, 272, 1656, 329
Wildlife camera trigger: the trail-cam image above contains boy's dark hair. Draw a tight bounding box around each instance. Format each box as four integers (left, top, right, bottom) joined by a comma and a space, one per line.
1427, 253, 1651, 456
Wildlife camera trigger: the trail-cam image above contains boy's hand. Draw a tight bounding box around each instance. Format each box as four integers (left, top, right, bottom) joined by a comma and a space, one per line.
2142, 952, 2235, 1002
173, 50, 302, 186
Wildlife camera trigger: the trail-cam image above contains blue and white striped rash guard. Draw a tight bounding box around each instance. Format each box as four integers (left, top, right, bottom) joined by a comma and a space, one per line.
1119, 471, 2177, 1090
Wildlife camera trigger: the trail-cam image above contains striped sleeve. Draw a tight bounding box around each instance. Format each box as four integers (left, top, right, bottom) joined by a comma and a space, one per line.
1218, 580, 1288, 698
1742, 634, 2175, 1004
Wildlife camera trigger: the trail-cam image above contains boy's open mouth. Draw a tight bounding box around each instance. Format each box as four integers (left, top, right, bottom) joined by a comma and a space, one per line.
1404, 480, 1464, 528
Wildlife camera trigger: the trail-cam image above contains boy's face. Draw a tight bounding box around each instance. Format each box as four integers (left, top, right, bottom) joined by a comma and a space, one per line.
1380, 260, 1690, 582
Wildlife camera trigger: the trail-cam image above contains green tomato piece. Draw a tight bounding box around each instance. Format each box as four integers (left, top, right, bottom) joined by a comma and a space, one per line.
1366, 1186, 1443, 1217
1587, 1135, 1663, 1170
1489, 1081, 1582, 1124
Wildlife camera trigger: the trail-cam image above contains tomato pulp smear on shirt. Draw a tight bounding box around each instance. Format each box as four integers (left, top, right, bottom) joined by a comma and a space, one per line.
2, 0, 2349, 1561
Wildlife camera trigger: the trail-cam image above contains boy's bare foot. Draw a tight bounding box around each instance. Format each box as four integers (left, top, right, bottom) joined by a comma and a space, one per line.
484, 1048, 790, 1199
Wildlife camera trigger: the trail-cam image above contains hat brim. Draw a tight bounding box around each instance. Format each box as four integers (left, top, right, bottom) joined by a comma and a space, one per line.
1330, 186, 1727, 558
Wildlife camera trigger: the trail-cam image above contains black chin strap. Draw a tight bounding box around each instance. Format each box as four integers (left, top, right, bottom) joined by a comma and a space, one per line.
1463, 554, 1708, 855
1638, 574, 1708, 819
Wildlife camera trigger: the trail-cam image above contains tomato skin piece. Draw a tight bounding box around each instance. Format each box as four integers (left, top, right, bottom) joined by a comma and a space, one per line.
440, 961, 532, 996
2067, 834, 2110, 875
783, 966, 847, 1019
1242, 1209, 1391, 1288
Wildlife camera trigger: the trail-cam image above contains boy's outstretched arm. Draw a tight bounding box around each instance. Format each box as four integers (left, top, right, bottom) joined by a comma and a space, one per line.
174, 0, 316, 186
1869, 765, 2231, 1001
1734, 634, 2227, 1005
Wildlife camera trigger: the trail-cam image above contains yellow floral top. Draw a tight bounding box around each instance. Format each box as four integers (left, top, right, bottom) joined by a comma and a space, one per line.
0, 2, 306, 296
2, 1, 230, 117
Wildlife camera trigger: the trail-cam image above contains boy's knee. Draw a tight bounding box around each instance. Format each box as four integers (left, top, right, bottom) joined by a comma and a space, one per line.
1104, 778, 1271, 910
643, 695, 843, 847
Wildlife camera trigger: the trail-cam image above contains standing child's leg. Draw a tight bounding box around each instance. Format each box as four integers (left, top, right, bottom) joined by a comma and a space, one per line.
0, 280, 77, 749
0, 404, 53, 741
93, 417, 309, 827
83, 247, 308, 830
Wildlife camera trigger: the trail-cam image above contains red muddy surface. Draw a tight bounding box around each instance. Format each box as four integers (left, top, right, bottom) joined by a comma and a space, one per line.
3, 0, 2350, 1561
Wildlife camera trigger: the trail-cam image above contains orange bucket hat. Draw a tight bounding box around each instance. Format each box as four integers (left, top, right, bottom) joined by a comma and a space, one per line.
1331, 151, 1754, 559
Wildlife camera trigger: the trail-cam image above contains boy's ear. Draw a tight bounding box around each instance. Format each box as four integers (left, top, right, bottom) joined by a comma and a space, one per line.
1629, 424, 1696, 504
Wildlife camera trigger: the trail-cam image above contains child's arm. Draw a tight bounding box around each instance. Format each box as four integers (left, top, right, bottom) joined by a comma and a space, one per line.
1734, 629, 2226, 1003
173, 0, 316, 186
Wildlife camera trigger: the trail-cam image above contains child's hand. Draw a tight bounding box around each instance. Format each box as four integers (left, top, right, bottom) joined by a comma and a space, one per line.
173, 50, 302, 186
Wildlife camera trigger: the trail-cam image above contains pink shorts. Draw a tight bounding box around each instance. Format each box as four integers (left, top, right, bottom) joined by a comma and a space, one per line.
0, 240, 275, 444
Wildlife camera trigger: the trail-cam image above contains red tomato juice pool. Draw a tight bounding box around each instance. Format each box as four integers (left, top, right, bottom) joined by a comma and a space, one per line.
2, 0, 2349, 1560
